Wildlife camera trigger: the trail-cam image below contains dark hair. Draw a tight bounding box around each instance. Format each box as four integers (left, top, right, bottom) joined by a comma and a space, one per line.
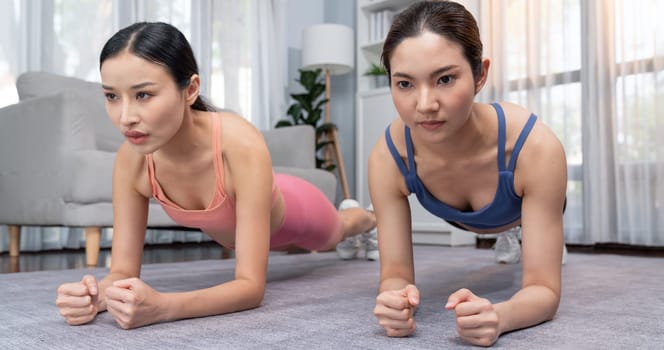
381, 0, 483, 82
100, 22, 213, 111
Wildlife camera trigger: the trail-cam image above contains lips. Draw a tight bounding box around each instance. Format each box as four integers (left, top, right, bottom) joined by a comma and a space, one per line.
124, 130, 148, 145
419, 120, 445, 131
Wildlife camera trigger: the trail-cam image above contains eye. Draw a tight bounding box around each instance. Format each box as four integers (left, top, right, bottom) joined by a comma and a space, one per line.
438, 75, 456, 85
104, 93, 117, 102
136, 92, 152, 100
395, 80, 412, 89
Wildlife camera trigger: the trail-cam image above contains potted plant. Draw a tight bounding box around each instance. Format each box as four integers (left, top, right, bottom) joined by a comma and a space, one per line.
363, 63, 389, 88
275, 68, 337, 171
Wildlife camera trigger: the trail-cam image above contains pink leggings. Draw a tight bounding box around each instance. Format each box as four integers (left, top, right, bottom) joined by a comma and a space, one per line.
269, 173, 342, 250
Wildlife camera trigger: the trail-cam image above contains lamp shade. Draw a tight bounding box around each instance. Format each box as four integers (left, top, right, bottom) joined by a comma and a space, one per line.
301, 23, 354, 75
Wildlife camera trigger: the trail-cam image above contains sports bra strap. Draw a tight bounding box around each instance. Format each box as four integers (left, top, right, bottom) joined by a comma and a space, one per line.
492, 102, 507, 171
384, 126, 417, 193
508, 113, 537, 171
385, 127, 408, 175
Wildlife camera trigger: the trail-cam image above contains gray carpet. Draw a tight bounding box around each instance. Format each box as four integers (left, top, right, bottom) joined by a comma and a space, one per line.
1, 245, 663, 349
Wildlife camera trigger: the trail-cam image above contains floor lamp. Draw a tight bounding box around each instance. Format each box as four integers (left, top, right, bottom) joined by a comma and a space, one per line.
301, 23, 354, 199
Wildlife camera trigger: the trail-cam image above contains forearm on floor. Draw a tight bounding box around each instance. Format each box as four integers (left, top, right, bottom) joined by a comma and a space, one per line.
161, 279, 266, 322
494, 285, 560, 335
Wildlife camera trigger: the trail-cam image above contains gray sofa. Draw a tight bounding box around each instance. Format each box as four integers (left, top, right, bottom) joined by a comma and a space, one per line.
0, 71, 336, 265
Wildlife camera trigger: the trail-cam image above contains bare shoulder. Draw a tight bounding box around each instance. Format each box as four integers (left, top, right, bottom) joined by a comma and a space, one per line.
114, 142, 151, 197
216, 111, 270, 166
368, 118, 409, 196
369, 118, 403, 170
502, 103, 567, 193
494, 101, 562, 152
217, 111, 266, 149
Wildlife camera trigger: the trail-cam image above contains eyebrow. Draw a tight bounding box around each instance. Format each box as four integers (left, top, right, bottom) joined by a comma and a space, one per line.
101, 82, 157, 90
391, 65, 460, 80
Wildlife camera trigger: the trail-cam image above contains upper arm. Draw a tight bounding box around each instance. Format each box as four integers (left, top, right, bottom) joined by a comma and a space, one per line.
368, 131, 415, 287
109, 143, 149, 277
517, 122, 567, 294
224, 117, 271, 290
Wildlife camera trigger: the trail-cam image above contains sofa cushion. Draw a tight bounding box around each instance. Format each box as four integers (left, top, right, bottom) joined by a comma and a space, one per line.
64, 150, 115, 204
16, 71, 103, 101
16, 71, 123, 152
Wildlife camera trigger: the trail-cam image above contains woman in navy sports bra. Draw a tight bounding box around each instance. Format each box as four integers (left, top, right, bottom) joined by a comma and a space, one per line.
369, 1, 568, 346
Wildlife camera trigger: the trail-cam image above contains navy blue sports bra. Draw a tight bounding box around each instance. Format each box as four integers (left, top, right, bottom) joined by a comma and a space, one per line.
384, 102, 538, 230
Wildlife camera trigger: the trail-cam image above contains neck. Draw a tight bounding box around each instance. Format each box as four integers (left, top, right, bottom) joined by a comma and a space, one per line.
412, 104, 488, 160
157, 109, 210, 163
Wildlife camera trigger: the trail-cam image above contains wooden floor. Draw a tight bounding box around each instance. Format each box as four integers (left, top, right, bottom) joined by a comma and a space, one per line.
0, 242, 226, 274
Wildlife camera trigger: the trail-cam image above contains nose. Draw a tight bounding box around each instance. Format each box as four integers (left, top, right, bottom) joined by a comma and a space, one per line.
119, 101, 139, 127
416, 87, 439, 113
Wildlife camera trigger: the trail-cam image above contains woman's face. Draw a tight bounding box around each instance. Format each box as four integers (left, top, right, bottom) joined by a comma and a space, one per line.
101, 51, 187, 154
389, 30, 480, 143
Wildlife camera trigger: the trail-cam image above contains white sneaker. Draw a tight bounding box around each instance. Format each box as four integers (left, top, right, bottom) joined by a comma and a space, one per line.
361, 227, 379, 261
494, 227, 521, 264
336, 199, 361, 260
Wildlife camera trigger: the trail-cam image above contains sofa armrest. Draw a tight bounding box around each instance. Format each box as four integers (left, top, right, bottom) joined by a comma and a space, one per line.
0, 91, 98, 225
263, 125, 316, 168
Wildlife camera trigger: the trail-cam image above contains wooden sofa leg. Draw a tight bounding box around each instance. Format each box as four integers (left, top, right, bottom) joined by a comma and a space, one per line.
8, 225, 21, 257
85, 227, 102, 267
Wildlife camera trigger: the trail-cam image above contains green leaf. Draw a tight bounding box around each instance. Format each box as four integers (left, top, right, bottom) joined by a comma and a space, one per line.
276, 68, 334, 170
275, 120, 293, 128
317, 122, 337, 134
316, 140, 334, 151
313, 99, 328, 111
310, 84, 326, 100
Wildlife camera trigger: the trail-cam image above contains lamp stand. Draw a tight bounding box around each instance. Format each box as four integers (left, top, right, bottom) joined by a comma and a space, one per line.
324, 69, 351, 199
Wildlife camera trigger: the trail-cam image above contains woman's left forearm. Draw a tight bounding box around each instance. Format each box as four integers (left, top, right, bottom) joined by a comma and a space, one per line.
494, 284, 561, 335
160, 278, 265, 322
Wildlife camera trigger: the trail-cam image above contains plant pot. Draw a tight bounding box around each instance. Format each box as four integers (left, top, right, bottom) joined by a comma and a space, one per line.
372, 75, 389, 89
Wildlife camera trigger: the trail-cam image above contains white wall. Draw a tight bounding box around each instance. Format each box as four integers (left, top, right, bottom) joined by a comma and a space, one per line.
283, 0, 357, 202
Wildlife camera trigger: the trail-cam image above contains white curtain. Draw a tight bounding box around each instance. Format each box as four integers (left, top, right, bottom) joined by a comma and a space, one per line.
0, 0, 286, 253
478, 0, 664, 246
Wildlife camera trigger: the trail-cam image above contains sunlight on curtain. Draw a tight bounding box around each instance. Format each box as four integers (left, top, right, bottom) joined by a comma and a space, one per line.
481, 0, 663, 245
140, 0, 191, 36
52, 0, 114, 81
210, 0, 252, 121
0, 0, 20, 106
612, 0, 664, 245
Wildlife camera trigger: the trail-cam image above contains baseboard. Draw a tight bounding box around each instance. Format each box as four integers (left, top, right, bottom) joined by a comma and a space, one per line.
413, 230, 476, 246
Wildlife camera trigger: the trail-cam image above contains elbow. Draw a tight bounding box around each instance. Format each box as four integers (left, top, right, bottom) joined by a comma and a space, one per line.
240, 280, 266, 311
544, 287, 561, 320
249, 286, 266, 309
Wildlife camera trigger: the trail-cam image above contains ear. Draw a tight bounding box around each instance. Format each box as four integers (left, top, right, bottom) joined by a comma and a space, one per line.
185, 74, 201, 106
474, 58, 491, 95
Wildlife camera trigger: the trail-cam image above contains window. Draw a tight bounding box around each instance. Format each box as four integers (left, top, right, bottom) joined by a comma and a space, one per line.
493, 0, 664, 243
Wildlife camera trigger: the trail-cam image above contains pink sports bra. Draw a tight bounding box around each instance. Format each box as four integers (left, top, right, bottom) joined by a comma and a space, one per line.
146, 113, 276, 234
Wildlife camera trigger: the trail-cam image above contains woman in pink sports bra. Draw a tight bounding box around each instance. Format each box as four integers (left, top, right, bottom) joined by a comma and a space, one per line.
55, 22, 376, 330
